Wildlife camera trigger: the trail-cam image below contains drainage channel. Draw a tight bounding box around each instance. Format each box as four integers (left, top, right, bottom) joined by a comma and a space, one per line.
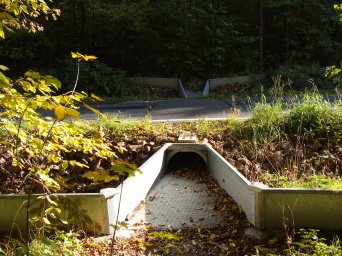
126, 170, 223, 230
125, 132, 226, 231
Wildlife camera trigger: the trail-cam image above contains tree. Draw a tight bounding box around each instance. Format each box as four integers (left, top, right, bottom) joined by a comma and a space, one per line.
2, 0, 342, 91
0, 2, 138, 254
0, 0, 60, 38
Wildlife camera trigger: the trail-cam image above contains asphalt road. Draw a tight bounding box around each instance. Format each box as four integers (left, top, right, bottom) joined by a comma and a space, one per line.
59, 98, 252, 121
38, 95, 340, 121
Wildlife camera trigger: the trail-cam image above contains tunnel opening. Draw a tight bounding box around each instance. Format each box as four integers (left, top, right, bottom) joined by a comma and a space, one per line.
166, 152, 207, 174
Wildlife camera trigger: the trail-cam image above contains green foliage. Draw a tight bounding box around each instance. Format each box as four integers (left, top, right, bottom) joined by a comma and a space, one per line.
243, 77, 342, 149
260, 173, 342, 189
0, 0, 60, 38
2, 0, 342, 94
6, 231, 84, 256
244, 97, 286, 146
284, 229, 342, 256
0, 66, 120, 193
0, 53, 139, 252
268, 65, 332, 91
50, 57, 138, 97
325, 64, 342, 87
286, 93, 342, 139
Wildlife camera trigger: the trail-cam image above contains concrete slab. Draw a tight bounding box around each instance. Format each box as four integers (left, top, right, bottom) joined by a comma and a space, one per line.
126, 174, 223, 230
177, 131, 198, 143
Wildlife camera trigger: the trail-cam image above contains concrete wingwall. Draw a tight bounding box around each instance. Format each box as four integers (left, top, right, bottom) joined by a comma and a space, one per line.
0, 193, 111, 234
250, 187, 342, 230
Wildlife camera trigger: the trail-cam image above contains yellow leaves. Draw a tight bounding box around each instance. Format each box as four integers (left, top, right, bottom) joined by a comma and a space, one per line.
91, 94, 103, 101
0, 12, 15, 38
0, 24, 4, 38
54, 106, 80, 121
66, 108, 81, 119
71, 52, 98, 61
93, 125, 105, 140
0, 71, 10, 86
54, 106, 67, 121
0, 65, 9, 71
24, 71, 62, 93
45, 195, 58, 207
148, 231, 182, 240
61, 160, 68, 169
110, 160, 141, 177
44, 75, 62, 89
82, 168, 119, 183
31, 138, 44, 150
36, 171, 61, 192
114, 146, 127, 154
83, 103, 106, 119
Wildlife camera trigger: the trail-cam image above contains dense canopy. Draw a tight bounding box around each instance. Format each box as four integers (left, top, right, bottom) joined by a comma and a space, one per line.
1, 0, 341, 94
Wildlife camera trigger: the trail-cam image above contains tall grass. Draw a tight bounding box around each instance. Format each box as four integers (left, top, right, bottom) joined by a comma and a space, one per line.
244, 96, 287, 148
286, 93, 342, 139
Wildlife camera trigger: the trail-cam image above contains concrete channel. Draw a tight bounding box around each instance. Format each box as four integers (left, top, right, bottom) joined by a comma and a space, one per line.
1, 140, 342, 235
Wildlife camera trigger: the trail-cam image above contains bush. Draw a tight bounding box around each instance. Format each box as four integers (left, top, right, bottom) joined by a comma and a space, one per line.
267, 65, 332, 91
50, 58, 140, 98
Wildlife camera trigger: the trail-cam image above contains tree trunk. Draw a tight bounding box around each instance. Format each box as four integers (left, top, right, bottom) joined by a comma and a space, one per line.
259, 1, 264, 71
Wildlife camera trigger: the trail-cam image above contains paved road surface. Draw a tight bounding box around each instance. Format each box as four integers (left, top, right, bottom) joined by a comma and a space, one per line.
38, 95, 339, 121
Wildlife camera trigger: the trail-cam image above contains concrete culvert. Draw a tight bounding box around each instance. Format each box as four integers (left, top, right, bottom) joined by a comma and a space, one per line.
125, 149, 224, 230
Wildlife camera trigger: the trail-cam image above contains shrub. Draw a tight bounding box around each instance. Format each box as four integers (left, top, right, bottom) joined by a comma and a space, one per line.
50, 58, 140, 98
267, 65, 332, 91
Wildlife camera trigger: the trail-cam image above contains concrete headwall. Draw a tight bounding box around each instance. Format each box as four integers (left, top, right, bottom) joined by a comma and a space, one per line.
203, 75, 264, 96
128, 77, 187, 98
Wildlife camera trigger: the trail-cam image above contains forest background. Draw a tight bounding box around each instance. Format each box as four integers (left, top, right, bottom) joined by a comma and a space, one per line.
1, 0, 342, 97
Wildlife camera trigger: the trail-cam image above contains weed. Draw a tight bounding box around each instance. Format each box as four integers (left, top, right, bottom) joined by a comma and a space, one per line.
285, 229, 342, 256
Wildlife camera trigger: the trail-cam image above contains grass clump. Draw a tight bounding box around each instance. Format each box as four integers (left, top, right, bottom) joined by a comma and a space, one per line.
286, 93, 342, 139
244, 97, 287, 147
